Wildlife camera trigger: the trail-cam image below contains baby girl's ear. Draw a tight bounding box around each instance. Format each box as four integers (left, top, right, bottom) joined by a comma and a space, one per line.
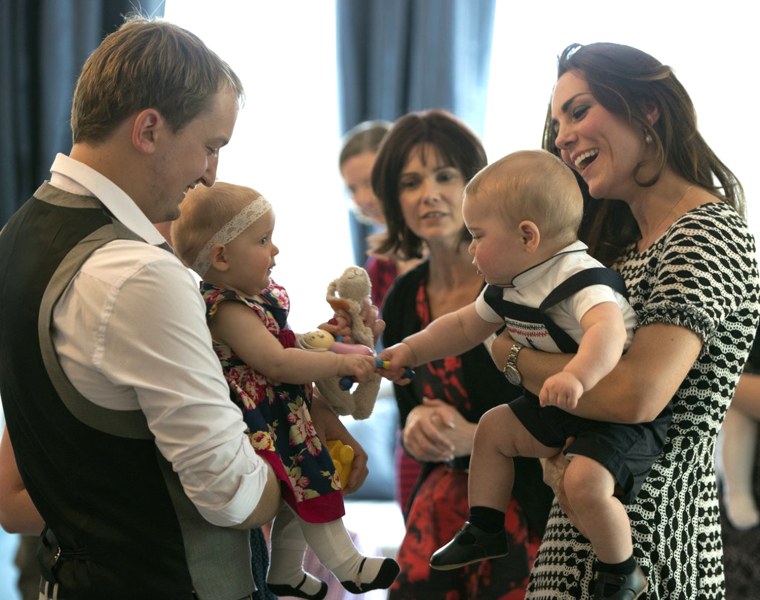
208, 243, 230, 271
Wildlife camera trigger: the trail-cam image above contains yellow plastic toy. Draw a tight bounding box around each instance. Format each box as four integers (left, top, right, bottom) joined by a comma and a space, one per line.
327, 439, 355, 489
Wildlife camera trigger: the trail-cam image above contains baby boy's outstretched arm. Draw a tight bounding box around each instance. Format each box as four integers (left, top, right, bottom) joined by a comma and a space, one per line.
378, 303, 500, 381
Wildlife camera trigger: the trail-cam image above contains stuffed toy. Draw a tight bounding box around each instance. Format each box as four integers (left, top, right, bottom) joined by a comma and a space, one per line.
325, 266, 375, 348
297, 266, 382, 420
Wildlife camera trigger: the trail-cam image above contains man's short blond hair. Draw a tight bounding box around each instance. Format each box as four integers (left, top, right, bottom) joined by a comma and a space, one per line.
71, 15, 244, 144
465, 150, 583, 245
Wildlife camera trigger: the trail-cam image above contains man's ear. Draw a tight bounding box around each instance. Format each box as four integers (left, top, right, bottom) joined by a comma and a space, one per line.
519, 220, 541, 252
208, 243, 230, 272
131, 108, 164, 155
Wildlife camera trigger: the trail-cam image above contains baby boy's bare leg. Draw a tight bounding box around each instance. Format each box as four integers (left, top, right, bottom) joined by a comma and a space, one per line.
468, 404, 560, 511
563, 455, 631, 563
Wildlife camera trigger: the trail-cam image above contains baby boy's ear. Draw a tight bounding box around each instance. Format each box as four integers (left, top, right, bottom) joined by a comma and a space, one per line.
519, 220, 541, 251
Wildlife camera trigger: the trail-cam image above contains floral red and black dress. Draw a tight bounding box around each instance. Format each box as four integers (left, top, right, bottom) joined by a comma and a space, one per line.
203, 280, 344, 523
382, 262, 552, 600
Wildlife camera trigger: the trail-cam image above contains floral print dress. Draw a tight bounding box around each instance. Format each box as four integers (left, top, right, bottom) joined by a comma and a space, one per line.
203, 280, 344, 523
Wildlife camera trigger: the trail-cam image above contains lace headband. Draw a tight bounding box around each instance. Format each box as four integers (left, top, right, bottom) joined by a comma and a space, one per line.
191, 194, 272, 277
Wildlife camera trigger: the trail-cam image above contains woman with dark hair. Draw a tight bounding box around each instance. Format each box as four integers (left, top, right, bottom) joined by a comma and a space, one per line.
489, 42, 758, 599
374, 109, 552, 599
339, 119, 426, 515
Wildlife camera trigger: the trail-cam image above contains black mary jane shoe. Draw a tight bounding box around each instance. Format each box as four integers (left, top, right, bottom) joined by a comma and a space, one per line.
429, 522, 510, 571
267, 573, 328, 600
340, 557, 400, 593
591, 565, 648, 600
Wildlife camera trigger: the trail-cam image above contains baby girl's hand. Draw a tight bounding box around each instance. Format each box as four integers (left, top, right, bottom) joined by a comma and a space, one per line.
339, 354, 377, 383
539, 372, 583, 409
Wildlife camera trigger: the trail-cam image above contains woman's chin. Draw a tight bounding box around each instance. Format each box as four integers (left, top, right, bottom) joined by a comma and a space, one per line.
584, 178, 607, 200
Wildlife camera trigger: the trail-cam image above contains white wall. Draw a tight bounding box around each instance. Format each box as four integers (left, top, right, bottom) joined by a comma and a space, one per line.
166, 1, 759, 332
164, 1, 347, 334
484, 0, 758, 235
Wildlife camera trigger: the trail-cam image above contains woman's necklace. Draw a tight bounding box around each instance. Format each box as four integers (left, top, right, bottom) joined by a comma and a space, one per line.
638, 184, 693, 251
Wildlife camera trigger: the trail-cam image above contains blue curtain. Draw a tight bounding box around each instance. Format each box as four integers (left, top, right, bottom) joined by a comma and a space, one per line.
336, 0, 496, 264
0, 0, 164, 226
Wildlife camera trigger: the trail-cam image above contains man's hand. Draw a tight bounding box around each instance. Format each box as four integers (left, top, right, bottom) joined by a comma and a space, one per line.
320, 304, 385, 345
310, 393, 369, 493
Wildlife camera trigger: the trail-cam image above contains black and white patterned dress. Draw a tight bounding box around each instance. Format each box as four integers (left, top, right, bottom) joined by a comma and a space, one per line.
526, 201, 760, 599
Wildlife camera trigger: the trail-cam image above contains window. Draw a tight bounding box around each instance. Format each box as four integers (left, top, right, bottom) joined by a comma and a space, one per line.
164, 1, 346, 333
484, 0, 757, 232
165, 1, 758, 336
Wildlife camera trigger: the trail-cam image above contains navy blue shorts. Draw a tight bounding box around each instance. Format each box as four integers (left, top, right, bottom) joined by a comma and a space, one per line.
509, 393, 670, 504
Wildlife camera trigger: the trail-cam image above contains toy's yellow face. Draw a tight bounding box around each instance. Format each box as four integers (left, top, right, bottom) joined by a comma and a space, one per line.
300, 329, 335, 350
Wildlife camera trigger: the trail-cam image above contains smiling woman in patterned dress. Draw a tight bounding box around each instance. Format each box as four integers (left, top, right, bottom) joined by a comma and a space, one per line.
487, 42, 760, 600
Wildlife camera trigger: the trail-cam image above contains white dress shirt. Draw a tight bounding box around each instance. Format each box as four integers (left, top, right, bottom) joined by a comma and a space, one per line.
48, 154, 268, 527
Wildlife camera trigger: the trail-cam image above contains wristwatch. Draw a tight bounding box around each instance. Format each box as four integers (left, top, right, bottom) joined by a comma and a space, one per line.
503, 342, 524, 386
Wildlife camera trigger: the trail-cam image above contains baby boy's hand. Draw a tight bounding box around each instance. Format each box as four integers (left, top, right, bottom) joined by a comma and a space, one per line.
539, 371, 583, 409
377, 343, 414, 383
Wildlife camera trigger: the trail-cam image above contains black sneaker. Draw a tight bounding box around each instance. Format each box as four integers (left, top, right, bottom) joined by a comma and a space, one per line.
592, 564, 648, 599
429, 522, 509, 571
